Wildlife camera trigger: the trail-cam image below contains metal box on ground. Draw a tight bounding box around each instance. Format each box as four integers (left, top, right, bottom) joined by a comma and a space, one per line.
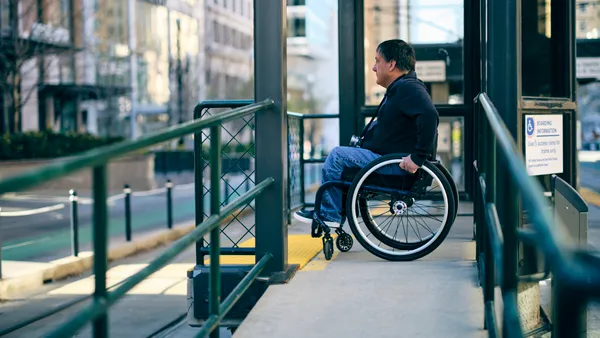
186, 264, 268, 328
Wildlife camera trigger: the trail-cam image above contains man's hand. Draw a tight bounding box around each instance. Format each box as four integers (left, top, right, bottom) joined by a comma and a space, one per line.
400, 155, 420, 174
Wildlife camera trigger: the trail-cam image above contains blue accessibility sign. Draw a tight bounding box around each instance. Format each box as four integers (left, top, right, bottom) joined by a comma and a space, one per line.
526, 117, 535, 138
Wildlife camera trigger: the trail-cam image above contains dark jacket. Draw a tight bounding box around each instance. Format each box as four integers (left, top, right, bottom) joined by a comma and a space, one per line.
361, 71, 439, 166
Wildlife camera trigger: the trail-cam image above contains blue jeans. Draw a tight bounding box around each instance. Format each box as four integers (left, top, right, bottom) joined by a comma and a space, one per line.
318, 146, 409, 223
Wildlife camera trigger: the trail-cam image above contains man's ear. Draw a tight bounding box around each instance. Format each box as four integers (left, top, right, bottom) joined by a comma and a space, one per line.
388, 60, 396, 71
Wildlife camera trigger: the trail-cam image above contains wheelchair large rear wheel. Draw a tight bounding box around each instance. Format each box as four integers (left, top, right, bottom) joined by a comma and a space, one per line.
433, 161, 459, 224
346, 155, 456, 261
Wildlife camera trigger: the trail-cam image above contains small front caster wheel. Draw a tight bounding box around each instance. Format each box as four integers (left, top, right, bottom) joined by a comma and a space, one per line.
336, 233, 353, 252
323, 237, 334, 260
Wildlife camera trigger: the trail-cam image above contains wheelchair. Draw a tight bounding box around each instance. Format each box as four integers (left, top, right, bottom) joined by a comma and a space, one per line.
308, 145, 459, 262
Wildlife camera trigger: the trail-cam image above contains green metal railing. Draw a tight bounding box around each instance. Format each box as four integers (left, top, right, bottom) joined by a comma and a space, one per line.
286, 112, 339, 212
473, 92, 600, 337
194, 100, 258, 264
0, 100, 275, 337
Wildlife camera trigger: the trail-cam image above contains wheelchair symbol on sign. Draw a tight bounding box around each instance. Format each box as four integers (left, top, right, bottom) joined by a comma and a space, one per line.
526, 117, 535, 138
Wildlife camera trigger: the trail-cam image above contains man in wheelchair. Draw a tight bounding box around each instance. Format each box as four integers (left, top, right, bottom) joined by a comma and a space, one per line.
294, 39, 439, 231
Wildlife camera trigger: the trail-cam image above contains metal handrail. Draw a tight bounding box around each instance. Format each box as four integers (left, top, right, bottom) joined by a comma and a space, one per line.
478, 93, 576, 267
47, 179, 274, 338
475, 92, 600, 337
286, 112, 339, 211
0, 100, 275, 337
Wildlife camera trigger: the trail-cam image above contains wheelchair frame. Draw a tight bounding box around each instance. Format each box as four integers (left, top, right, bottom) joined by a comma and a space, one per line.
308, 158, 459, 261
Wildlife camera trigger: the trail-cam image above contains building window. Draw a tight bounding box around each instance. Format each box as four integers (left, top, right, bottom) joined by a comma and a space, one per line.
287, 18, 306, 37
0, 1, 10, 30
213, 21, 220, 43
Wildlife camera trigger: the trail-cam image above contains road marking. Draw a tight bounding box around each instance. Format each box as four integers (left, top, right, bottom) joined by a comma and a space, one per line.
2, 237, 53, 250
0, 203, 65, 217
302, 250, 340, 271
579, 187, 600, 207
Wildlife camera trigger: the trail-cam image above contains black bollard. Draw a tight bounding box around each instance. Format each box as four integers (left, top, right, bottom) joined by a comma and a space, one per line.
166, 179, 173, 229
69, 189, 79, 256
124, 184, 132, 241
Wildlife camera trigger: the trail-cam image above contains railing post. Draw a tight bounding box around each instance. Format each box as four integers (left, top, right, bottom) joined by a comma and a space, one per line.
194, 106, 205, 266
166, 179, 173, 229
70, 189, 79, 257
553, 276, 586, 338
299, 118, 305, 207
0, 207, 2, 279
209, 125, 221, 338
92, 165, 109, 337
254, 0, 289, 278
124, 184, 132, 242
224, 176, 230, 205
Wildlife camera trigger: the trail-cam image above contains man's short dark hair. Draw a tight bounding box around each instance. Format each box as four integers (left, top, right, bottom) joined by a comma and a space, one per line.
377, 39, 416, 72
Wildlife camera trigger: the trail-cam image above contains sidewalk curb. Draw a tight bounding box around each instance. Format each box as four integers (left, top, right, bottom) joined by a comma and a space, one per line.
0, 207, 252, 300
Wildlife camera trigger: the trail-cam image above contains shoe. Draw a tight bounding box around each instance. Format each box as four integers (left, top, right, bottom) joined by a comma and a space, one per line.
293, 209, 314, 224
293, 209, 340, 228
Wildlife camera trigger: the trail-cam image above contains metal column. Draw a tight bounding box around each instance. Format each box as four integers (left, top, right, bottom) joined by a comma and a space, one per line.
253, 0, 289, 279
487, 0, 520, 335
338, 0, 363, 146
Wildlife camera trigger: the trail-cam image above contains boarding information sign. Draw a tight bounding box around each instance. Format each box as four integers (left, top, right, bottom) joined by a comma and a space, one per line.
524, 114, 564, 176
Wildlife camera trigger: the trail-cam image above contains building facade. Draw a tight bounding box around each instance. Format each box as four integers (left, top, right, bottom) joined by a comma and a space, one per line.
2, 0, 338, 144
1, 0, 246, 139
130, 0, 206, 138
204, 0, 253, 101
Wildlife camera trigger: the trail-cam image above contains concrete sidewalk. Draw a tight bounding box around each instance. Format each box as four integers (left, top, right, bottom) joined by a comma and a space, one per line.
234, 206, 485, 338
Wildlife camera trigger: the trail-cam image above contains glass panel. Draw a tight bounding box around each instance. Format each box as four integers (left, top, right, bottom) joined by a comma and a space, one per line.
94, 0, 129, 48
438, 116, 464, 190
521, 0, 569, 98
93, 0, 131, 90
135, 1, 169, 106
303, 162, 323, 205
1, 0, 10, 30
44, 0, 70, 28
364, 0, 464, 106
169, 11, 200, 122
362, 115, 464, 189
576, 1, 600, 39
18, 0, 39, 37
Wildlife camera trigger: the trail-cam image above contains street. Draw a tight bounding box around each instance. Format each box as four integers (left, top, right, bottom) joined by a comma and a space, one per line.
579, 161, 600, 251
0, 174, 251, 262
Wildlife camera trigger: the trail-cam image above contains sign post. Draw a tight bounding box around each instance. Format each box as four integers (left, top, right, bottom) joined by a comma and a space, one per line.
518, 98, 577, 279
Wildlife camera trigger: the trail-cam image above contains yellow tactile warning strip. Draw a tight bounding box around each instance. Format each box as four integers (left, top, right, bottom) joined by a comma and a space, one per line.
204, 234, 329, 270
579, 187, 600, 207
302, 250, 340, 271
